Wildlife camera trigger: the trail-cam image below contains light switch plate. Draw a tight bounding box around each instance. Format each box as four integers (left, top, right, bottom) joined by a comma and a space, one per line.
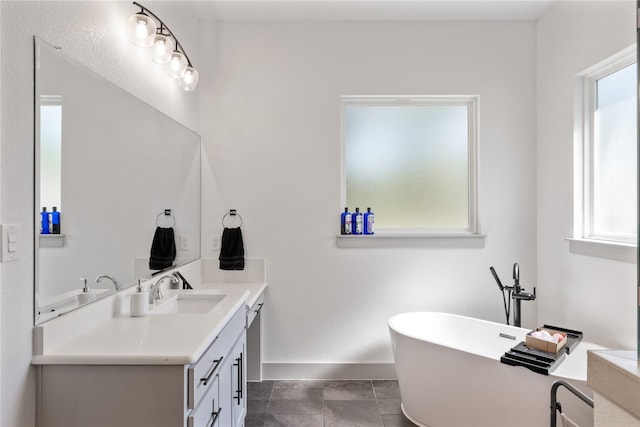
1, 224, 20, 262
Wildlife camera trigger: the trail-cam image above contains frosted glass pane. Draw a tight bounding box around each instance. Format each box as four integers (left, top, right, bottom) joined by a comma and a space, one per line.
345, 104, 469, 229
593, 63, 637, 238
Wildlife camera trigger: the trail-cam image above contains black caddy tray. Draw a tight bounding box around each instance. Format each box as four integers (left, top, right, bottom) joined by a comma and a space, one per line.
500, 342, 566, 375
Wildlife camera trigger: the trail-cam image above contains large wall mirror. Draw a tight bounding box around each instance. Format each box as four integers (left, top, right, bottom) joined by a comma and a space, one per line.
34, 37, 201, 324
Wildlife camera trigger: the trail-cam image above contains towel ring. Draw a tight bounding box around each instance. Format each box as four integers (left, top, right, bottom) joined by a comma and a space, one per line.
222, 209, 243, 228
156, 209, 176, 228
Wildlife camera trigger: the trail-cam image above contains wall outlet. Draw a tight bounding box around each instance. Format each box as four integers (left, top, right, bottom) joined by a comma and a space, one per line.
180, 234, 191, 251
210, 235, 220, 251
1, 224, 20, 262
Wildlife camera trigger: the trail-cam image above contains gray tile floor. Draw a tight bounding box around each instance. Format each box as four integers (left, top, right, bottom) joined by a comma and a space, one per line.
246, 380, 418, 427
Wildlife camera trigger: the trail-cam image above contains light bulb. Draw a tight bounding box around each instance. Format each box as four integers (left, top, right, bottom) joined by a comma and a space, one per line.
167, 51, 188, 78
128, 12, 156, 47
152, 33, 174, 64
178, 67, 199, 91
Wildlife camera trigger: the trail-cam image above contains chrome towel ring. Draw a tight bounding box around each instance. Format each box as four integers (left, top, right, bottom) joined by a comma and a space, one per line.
156, 209, 176, 228
222, 209, 243, 228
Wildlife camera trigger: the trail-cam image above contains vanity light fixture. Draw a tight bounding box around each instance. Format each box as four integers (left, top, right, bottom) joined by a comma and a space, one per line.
129, 2, 199, 91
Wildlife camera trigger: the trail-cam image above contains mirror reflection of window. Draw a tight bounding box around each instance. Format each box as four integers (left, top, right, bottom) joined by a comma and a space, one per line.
40, 95, 62, 210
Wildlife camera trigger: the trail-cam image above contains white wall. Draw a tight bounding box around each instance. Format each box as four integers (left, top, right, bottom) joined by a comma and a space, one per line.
0, 2, 3, 423
536, 1, 637, 350
200, 20, 538, 373
0, 2, 200, 425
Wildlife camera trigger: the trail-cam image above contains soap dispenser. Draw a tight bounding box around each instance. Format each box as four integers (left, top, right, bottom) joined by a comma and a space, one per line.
352, 207, 363, 235
40, 207, 50, 234
130, 279, 149, 317
363, 207, 375, 235
76, 278, 96, 305
51, 207, 61, 234
340, 207, 352, 235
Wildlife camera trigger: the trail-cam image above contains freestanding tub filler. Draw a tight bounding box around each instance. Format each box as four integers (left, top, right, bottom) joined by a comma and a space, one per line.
388, 312, 604, 427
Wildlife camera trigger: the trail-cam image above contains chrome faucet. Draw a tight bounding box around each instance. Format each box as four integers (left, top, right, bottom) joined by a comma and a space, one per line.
149, 274, 179, 304
95, 274, 120, 291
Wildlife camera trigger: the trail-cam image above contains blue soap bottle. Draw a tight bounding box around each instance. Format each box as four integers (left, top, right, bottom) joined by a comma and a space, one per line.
40, 207, 50, 235
51, 206, 61, 234
340, 207, 352, 235
364, 207, 375, 235
352, 207, 363, 235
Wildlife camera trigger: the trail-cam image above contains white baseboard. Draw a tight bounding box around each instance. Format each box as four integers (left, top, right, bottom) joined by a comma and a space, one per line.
262, 363, 397, 380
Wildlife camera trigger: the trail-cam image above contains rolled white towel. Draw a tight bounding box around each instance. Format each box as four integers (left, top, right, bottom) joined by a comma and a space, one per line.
560, 412, 580, 427
531, 330, 559, 343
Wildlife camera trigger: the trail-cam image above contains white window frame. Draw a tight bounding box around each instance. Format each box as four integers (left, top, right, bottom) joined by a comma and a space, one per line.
570, 45, 637, 262
339, 95, 483, 247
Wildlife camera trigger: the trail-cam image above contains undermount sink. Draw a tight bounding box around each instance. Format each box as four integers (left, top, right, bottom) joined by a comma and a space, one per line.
150, 293, 225, 315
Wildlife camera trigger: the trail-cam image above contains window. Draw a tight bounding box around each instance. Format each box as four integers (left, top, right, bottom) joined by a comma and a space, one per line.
574, 47, 637, 250
341, 96, 478, 235
39, 95, 63, 211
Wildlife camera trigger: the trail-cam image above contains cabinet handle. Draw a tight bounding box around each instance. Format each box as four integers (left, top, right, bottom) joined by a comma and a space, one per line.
200, 357, 223, 386
254, 303, 264, 314
208, 407, 222, 427
233, 353, 243, 404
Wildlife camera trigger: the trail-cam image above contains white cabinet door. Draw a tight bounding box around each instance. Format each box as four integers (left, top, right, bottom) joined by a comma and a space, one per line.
230, 333, 247, 427
209, 331, 246, 427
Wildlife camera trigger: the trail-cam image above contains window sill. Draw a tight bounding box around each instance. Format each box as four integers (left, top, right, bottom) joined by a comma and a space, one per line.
566, 238, 637, 264
336, 232, 486, 248
39, 234, 65, 248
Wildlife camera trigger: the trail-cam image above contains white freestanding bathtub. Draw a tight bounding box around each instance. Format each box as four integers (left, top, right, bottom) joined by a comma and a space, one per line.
388, 312, 605, 427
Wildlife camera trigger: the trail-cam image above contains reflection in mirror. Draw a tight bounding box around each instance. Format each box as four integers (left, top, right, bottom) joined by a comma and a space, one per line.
34, 37, 201, 324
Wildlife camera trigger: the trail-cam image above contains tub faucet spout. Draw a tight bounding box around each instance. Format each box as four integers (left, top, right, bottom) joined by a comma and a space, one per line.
489, 263, 535, 327
511, 263, 536, 327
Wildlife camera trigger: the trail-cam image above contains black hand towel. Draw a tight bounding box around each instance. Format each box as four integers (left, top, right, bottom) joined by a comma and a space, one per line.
219, 227, 244, 270
149, 226, 176, 270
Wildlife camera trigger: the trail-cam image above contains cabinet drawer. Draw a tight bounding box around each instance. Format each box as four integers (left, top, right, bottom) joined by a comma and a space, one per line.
246, 292, 264, 327
188, 375, 220, 427
188, 307, 245, 409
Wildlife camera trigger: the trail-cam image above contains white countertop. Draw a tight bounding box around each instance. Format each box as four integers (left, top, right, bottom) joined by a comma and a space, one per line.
32, 257, 269, 367
588, 349, 640, 419
200, 281, 267, 309
32, 288, 250, 366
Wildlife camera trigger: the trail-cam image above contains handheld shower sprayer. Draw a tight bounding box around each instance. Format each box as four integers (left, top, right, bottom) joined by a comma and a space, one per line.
489, 266, 504, 291
490, 266, 510, 324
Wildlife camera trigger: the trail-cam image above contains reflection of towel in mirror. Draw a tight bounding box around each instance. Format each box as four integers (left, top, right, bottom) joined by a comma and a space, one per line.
219, 227, 244, 270
560, 412, 579, 427
149, 226, 176, 270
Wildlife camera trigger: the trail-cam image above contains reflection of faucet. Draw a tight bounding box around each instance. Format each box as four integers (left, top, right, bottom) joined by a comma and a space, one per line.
489, 263, 536, 327
149, 274, 179, 304
95, 274, 120, 291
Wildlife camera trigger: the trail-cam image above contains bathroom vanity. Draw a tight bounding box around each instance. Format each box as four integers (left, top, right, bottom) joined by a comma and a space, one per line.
588, 350, 640, 426
32, 35, 268, 427
32, 260, 268, 427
